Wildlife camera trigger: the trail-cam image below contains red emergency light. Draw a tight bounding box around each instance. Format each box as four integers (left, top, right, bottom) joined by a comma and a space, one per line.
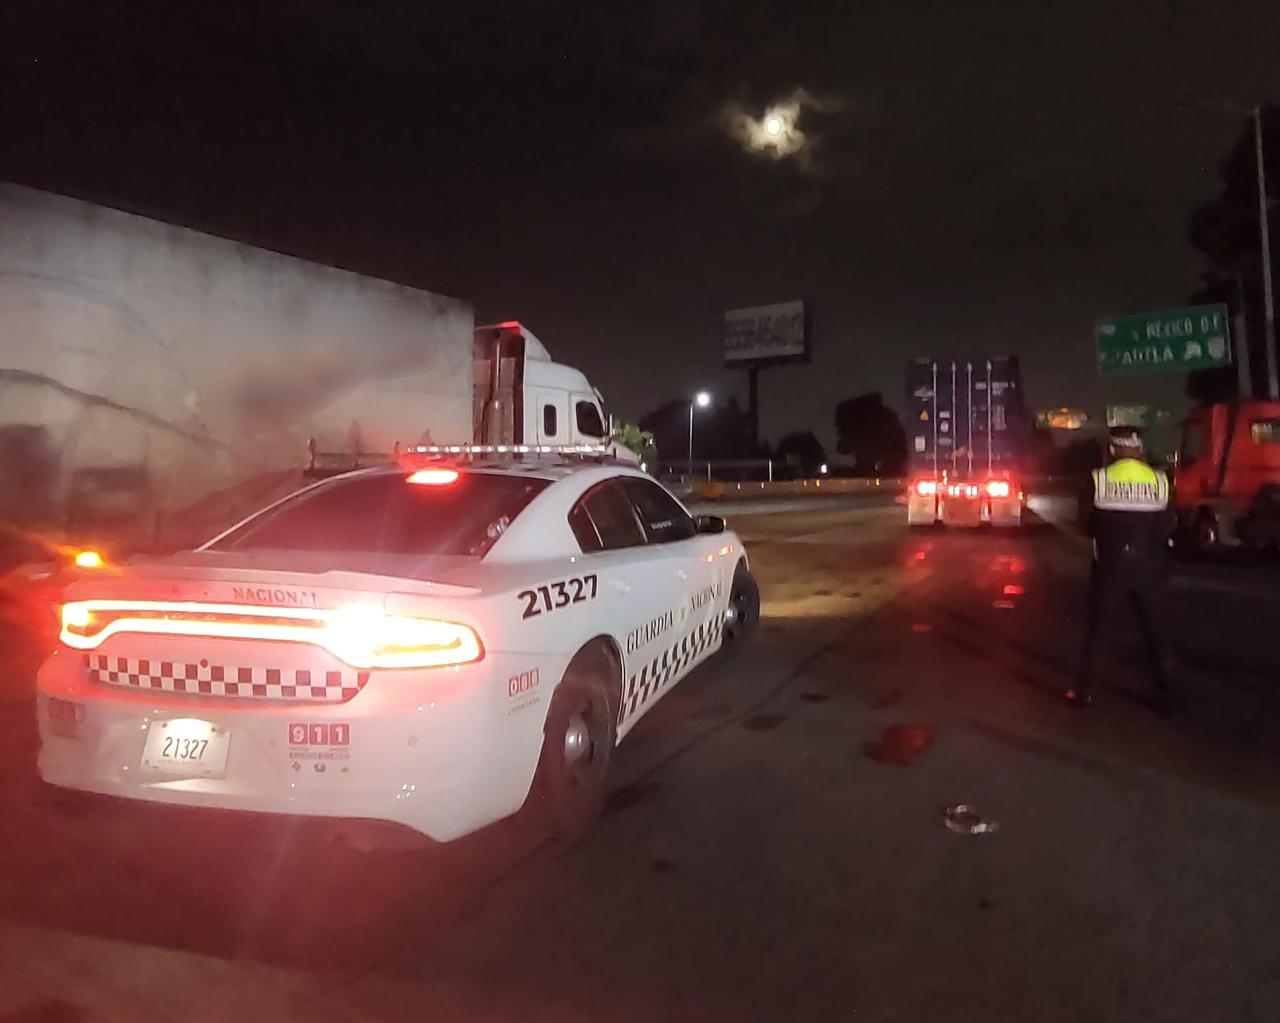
914, 479, 937, 497
985, 479, 1012, 499
407, 468, 460, 486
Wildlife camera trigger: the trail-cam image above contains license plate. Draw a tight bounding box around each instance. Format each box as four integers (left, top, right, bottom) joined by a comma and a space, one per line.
141, 719, 230, 777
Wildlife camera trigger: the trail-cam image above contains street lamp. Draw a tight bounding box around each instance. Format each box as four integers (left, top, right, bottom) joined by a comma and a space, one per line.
688, 390, 711, 478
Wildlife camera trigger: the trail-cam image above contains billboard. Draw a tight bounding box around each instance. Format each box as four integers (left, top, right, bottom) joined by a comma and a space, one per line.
723, 300, 807, 366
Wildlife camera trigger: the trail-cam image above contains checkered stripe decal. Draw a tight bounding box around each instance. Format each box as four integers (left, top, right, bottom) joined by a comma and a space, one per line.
86, 654, 369, 702
623, 616, 724, 723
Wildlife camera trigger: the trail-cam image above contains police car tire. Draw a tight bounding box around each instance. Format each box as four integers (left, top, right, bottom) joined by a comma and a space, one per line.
721, 562, 760, 652
531, 648, 618, 841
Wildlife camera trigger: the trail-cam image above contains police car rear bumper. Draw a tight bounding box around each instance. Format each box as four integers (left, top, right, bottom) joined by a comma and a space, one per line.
36, 646, 559, 843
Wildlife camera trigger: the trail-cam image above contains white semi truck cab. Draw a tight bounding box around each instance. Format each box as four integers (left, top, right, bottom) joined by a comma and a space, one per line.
474, 321, 610, 449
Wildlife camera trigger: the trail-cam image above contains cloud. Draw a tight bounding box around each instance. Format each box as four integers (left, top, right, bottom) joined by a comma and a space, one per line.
720, 87, 844, 170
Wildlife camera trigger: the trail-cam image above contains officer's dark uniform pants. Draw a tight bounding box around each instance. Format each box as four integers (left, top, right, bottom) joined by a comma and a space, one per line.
1079, 560, 1171, 696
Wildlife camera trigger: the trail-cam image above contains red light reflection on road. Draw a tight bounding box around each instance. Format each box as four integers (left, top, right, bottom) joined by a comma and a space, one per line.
988, 555, 1028, 608
864, 723, 935, 766
911, 623, 932, 633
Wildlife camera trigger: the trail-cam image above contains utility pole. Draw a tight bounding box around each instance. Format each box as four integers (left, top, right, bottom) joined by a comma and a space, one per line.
1254, 105, 1278, 399
688, 390, 711, 478
687, 403, 694, 476
1235, 272, 1252, 398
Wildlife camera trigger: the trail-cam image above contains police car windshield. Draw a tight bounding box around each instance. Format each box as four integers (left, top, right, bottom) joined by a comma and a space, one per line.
210, 472, 549, 557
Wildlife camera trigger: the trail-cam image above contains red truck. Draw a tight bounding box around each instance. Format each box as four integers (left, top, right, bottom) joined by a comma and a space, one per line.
1175, 399, 1280, 551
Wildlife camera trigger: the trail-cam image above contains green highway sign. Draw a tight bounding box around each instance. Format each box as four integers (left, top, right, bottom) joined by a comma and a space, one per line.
1095, 304, 1231, 376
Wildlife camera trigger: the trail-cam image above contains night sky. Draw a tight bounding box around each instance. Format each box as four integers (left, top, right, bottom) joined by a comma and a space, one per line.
3, 1, 1278, 447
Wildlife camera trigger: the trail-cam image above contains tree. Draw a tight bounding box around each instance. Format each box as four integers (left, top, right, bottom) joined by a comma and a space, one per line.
1057, 436, 1104, 476
1026, 425, 1058, 476
1186, 104, 1280, 401
834, 392, 907, 475
774, 430, 826, 476
611, 421, 658, 466
638, 396, 763, 464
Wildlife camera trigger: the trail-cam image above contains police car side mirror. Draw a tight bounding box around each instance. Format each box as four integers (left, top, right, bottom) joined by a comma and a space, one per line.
695, 515, 726, 535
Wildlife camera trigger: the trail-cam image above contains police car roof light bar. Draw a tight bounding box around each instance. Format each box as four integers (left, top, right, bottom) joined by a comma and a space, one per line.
409, 443, 610, 456
395, 442, 617, 468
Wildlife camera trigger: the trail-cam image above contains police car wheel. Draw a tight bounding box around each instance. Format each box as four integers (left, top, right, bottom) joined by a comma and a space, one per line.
721, 563, 760, 650
532, 652, 617, 841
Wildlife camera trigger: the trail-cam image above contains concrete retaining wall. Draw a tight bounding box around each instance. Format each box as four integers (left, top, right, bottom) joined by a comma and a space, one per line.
690, 477, 906, 500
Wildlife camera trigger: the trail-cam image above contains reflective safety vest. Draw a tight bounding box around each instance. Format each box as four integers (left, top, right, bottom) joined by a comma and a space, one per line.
1091, 459, 1169, 512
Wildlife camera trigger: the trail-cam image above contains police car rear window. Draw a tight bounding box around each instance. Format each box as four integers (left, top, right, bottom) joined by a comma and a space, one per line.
573, 482, 645, 551
210, 473, 550, 556
622, 478, 696, 543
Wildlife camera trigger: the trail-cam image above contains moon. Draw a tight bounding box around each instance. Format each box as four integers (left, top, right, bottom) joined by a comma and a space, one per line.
722, 89, 832, 161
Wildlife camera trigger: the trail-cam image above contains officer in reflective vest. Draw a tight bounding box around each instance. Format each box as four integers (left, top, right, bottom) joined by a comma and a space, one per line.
1066, 427, 1176, 709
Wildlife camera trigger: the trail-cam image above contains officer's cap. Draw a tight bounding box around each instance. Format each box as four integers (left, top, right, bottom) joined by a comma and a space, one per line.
1108, 426, 1144, 451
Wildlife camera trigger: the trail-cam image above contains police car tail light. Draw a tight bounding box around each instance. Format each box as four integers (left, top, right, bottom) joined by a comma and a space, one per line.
985, 479, 1011, 499
61, 601, 96, 636
60, 599, 482, 670
60, 601, 326, 648
914, 479, 937, 497
325, 606, 482, 669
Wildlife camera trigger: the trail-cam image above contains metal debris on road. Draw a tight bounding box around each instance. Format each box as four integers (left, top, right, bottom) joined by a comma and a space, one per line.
944, 804, 999, 835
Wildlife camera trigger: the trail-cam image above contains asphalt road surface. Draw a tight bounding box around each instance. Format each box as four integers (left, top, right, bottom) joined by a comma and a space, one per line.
3, 495, 1280, 1023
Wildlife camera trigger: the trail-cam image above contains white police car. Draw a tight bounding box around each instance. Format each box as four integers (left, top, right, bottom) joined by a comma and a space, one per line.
36, 451, 759, 842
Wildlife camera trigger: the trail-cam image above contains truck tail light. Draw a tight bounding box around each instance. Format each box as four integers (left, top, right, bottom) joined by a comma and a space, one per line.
59, 600, 483, 670
985, 479, 1011, 499
914, 479, 937, 497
